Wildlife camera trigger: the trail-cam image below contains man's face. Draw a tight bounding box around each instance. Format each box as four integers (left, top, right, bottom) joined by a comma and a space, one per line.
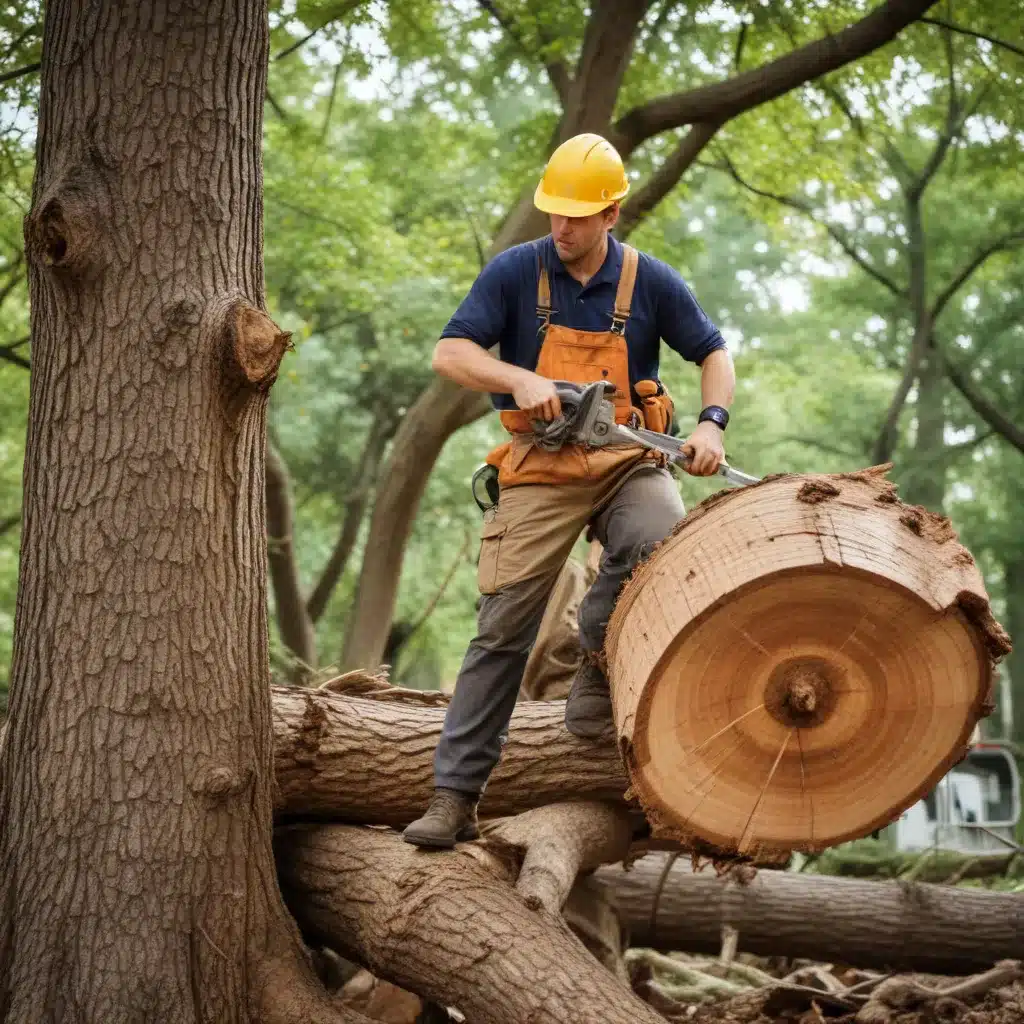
550, 205, 618, 264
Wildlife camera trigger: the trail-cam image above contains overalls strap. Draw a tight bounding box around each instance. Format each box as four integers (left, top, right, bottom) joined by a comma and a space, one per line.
610, 243, 639, 336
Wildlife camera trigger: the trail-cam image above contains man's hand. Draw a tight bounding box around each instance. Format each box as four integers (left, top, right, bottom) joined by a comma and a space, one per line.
681, 420, 725, 476
513, 371, 562, 422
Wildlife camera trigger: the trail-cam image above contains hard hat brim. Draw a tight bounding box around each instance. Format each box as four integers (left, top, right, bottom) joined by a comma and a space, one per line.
533, 183, 624, 218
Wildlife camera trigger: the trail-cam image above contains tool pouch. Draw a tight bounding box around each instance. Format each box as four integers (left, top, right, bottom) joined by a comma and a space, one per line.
635, 379, 674, 435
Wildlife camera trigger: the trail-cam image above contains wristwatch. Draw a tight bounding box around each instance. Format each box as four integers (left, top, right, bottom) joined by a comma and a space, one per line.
698, 405, 729, 431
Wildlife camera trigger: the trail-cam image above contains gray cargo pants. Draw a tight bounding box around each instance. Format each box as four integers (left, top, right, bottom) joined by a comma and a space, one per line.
434, 459, 685, 795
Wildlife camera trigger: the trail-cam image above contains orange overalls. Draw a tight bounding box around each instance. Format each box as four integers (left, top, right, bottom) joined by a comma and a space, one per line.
476, 243, 676, 595
434, 241, 687, 795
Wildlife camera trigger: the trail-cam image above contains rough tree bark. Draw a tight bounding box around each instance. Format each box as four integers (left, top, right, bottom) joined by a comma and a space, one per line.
0, 5, 365, 1022
277, 822, 665, 1024
271, 685, 629, 823
345, 0, 941, 671
597, 853, 1024, 974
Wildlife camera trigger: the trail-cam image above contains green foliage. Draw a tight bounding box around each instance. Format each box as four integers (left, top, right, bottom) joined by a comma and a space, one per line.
0, 2, 1021, 719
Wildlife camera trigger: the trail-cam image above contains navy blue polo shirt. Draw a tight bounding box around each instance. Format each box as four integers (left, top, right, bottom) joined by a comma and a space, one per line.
440, 234, 726, 410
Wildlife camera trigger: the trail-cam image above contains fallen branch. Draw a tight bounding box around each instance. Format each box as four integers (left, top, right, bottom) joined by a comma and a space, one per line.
598, 852, 1024, 974
481, 801, 634, 914
271, 684, 629, 824
276, 823, 665, 1024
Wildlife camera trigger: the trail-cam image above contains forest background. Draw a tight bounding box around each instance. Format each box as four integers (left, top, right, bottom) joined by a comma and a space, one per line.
0, 0, 1021, 743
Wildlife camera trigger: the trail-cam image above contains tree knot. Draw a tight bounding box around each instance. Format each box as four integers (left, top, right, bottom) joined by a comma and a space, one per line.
192, 764, 253, 800
223, 299, 292, 392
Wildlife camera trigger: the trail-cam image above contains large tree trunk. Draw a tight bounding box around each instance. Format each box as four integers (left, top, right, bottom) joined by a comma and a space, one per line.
277, 823, 664, 1024
0, 5, 362, 1022
597, 853, 1024, 974
605, 466, 1009, 857
271, 684, 629, 823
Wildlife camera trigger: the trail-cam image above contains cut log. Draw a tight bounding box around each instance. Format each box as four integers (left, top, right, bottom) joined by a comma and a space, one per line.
605, 466, 1012, 858
597, 853, 1024, 974
272, 685, 629, 823
275, 823, 666, 1024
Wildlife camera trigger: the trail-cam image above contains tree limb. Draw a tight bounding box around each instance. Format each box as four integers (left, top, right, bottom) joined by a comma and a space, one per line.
0, 514, 20, 536
2, 23, 39, 62
272, 0, 368, 61
271, 685, 629, 823
871, 325, 928, 466
611, 0, 937, 156
0, 61, 39, 85
941, 350, 1024, 455
561, 0, 653, 139
266, 440, 318, 675
477, 0, 572, 105
0, 342, 29, 370
0, 256, 24, 309
306, 418, 391, 624
920, 16, 1024, 61
276, 823, 665, 1024
265, 90, 288, 120
597, 852, 1024, 974
931, 231, 1024, 322
711, 156, 905, 297
617, 122, 723, 240
481, 802, 634, 914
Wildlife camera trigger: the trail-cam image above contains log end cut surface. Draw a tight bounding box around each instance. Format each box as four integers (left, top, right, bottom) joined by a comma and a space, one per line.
606, 467, 1012, 859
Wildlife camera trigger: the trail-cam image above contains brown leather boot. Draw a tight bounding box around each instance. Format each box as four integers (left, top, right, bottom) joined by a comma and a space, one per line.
402, 788, 480, 849
564, 659, 614, 738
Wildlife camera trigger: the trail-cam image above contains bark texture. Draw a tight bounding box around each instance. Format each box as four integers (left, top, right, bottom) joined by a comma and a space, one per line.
271, 685, 629, 823
481, 801, 634, 914
598, 854, 1024, 974
0, 5, 361, 1022
277, 823, 665, 1024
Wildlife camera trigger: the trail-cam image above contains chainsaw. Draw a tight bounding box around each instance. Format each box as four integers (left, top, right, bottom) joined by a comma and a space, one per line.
534, 380, 760, 486
472, 380, 759, 511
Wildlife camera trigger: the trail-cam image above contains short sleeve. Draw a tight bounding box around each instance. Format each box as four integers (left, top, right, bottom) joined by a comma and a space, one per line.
440, 253, 511, 349
651, 258, 726, 365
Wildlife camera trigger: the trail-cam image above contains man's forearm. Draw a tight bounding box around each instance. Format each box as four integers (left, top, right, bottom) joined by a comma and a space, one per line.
699, 348, 735, 409
432, 337, 529, 394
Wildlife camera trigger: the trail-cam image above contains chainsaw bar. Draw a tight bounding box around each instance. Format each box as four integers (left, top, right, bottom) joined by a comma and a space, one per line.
612, 424, 762, 488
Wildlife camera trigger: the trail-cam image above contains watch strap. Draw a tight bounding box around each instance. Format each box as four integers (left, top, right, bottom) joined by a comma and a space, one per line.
698, 405, 729, 430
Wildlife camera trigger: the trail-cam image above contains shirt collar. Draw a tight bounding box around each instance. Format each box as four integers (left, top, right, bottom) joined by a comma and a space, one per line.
545, 232, 622, 289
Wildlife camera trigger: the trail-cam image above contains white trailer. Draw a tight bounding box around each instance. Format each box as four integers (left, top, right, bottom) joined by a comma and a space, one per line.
891, 742, 1021, 855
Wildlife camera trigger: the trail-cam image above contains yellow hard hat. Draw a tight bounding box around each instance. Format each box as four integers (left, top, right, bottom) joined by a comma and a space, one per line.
534, 133, 630, 217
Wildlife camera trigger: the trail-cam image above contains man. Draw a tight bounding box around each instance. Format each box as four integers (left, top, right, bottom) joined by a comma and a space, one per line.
403, 133, 735, 848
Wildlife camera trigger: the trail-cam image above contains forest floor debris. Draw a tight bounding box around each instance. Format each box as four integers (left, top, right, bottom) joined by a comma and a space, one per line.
628, 952, 1024, 1024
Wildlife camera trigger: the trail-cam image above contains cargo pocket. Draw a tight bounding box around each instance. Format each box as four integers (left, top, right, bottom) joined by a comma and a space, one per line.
477, 519, 508, 595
